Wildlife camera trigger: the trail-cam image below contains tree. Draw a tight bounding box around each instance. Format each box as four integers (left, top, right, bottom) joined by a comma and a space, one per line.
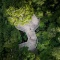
0, 0, 60, 60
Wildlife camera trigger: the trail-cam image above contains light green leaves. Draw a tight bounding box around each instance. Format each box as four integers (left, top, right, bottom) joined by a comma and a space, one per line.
5, 4, 34, 26
52, 47, 60, 60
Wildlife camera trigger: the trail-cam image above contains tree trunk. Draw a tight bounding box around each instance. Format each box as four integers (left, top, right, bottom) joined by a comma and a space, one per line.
15, 14, 39, 51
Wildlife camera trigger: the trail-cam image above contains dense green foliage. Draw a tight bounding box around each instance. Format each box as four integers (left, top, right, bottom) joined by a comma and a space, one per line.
4, 4, 34, 25
0, 0, 60, 60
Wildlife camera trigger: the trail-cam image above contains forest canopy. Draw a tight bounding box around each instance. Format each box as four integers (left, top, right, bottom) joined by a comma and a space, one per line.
0, 0, 60, 60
